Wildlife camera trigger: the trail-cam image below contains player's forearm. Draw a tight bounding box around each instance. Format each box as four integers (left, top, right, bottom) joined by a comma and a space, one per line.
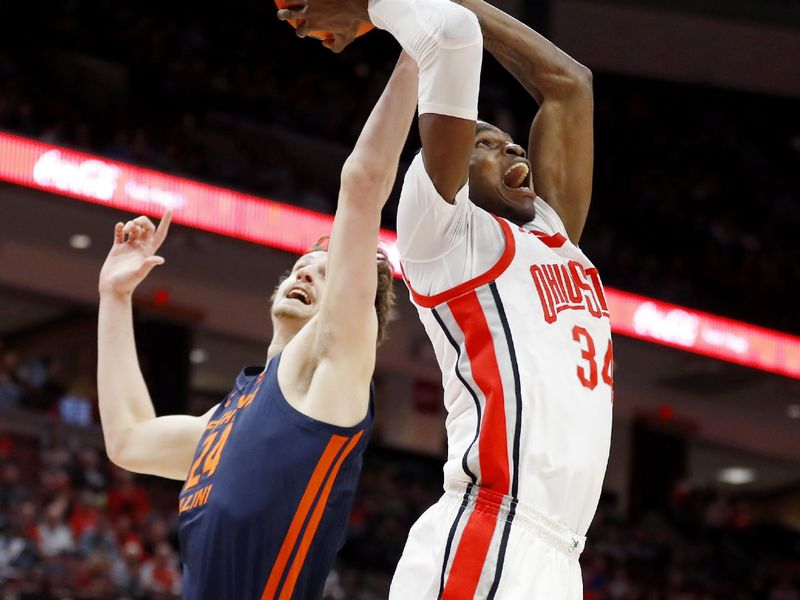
457, 0, 590, 104
97, 292, 157, 463
370, 0, 482, 120
342, 53, 419, 202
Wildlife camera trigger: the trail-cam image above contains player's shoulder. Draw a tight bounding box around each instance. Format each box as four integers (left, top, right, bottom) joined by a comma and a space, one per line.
526, 196, 570, 238
402, 150, 473, 207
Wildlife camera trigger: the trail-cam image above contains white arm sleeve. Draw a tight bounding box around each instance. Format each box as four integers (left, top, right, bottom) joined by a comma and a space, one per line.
369, 0, 482, 120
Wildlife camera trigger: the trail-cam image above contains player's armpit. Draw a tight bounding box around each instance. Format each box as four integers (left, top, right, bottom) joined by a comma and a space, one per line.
108, 407, 216, 481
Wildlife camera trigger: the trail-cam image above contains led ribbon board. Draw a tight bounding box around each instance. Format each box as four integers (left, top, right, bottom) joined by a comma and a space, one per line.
0, 132, 398, 255
606, 289, 799, 379
1, 132, 798, 379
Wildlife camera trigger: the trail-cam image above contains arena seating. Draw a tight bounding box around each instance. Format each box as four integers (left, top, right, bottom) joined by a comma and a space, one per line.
1, 345, 799, 599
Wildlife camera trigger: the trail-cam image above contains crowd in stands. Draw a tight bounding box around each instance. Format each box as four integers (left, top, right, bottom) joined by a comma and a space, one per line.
1, 344, 800, 598
2, 411, 800, 599
0, 427, 183, 599
0, 2, 798, 333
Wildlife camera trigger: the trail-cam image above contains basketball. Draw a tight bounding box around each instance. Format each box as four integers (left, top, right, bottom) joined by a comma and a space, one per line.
274, 0, 374, 41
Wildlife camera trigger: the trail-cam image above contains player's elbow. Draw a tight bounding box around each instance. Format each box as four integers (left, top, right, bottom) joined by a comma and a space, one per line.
439, 4, 482, 50
340, 161, 393, 209
103, 428, 137, 471
415, 2, 482, 66
562, 65, 593, 100
541, 61, 593, 102
105, 439, 130, 470
574, 65, 593, 94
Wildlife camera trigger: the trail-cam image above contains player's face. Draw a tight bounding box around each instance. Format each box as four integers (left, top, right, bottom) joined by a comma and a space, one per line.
468, 122, 536, 226
271, 251, 327, 324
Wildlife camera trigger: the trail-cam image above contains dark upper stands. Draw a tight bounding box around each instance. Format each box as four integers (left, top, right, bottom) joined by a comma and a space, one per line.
2, 2, 798, 334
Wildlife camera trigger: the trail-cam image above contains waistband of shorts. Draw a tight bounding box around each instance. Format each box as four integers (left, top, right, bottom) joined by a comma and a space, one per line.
443, 481, 586, 557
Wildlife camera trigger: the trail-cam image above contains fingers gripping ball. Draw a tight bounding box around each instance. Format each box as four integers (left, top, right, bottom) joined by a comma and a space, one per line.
274, 0, 374, 41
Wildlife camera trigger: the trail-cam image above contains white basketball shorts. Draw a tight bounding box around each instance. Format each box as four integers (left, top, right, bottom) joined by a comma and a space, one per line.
389, 482, 585, 600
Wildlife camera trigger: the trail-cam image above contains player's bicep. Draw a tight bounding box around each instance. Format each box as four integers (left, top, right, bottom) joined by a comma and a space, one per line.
419, 114, 477, 203
111, 407, 216, 481
316, 185, 381, 365
528, 86, 594, 244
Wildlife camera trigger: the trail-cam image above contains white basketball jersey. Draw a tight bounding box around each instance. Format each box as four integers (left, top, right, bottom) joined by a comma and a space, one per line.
402, 205, 613, 537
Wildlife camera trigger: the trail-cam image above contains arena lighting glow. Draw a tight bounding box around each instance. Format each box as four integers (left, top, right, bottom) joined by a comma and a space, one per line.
606, 289, 800, 380
0, 132, 398, 255
717, 467, 756, 486
189, 349, 209, 365
2, 132, 799, 379
68, 234, 92, 249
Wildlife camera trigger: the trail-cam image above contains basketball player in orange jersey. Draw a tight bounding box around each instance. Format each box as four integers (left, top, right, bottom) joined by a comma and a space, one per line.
283, 0, 608, 598
96, 53, 419, 600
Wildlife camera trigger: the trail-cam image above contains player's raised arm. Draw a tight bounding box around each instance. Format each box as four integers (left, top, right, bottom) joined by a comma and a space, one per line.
459, 0, 594, 243
373, 0, 483, 202
97, 212, 215, 480
279, 0, 483, 203
314, 52, 419, 376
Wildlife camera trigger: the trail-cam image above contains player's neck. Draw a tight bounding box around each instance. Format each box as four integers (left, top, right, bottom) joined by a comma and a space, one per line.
267, 320, 303, 361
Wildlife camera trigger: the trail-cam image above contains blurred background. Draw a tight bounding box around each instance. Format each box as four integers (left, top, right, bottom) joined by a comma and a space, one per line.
0, 0, 799, 598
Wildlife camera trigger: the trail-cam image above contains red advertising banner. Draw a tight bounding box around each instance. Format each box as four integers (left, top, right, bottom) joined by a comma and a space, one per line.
2, 132, 798, 379
606, 289, 800, 379
0, 132, 398, 256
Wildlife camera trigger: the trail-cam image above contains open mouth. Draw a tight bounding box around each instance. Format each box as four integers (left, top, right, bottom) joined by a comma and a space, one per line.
502, 162, 532, 191
286, 288, 311, 306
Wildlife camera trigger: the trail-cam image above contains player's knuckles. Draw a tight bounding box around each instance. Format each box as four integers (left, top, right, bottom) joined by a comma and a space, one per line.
278, 8, 302, 20
133, 216, 155, 229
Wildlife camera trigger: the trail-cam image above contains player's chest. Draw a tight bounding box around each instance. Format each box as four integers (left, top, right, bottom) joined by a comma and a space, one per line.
178, 376, 266, 516
502, 228, 610, 328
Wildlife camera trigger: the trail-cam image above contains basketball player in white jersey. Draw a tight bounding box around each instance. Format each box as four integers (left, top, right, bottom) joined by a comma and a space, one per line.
388, 1, 611, 599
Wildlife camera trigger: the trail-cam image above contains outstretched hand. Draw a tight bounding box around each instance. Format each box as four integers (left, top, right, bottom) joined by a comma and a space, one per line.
98, 211, 172, 298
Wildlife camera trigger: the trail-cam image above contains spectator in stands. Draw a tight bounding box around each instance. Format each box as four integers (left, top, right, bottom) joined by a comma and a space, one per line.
0, 341, 22, 408
37, 501, 74, 558
68, 490, 102, 540
112, 515, 143, 552
109, 540, 146, 598
57, 378, 95, 427
0, 464, 29, 511
0, 360, 22, 408
107, 469, 151, 525
139, 541, 181, 595
70, 447, 108, 493
0, 510, 40, 571
77, 513, 117, 560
